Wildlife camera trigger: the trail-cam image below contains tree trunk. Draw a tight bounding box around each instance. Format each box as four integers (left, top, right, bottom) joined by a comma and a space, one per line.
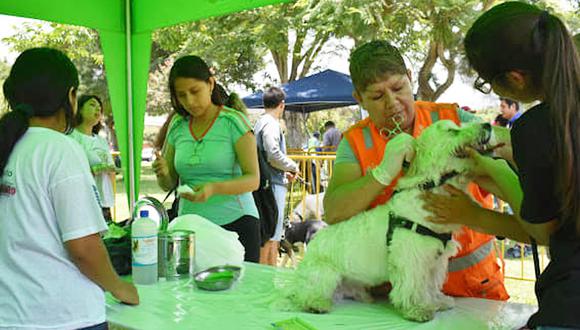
432, 44, 456, 101
271, 49, 289, 83
417, 41, 456, 102
269, 28, 332, 147
283, 111, 308, 149
417, 42, 438, 101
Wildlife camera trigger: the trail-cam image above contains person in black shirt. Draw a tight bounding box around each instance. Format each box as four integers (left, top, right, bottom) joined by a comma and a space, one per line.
421, 2, 580, 329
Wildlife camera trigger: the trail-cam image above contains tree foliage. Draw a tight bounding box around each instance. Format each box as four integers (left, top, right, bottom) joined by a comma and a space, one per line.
2, 23, 111, 114
0, 59, 10, 114
2, 0, 577, 146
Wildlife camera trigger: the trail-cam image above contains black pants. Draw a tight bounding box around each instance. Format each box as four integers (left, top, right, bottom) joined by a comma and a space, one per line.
102, 207, 112, 224
79, 322, 108, 330
222, 215, 260, 263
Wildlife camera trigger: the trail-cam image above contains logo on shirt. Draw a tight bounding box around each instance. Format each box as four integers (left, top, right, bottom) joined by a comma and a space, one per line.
0, 169, 16, 196
0, 184, 16, 196
92, 184, 103, 208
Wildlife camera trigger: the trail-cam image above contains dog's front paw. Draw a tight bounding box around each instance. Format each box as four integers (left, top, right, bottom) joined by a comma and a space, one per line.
401, 307, 436, 322
336, 284, 374, 304
354, 290, 374, 304
436, 295, 455, 311
304, 300, 332, 314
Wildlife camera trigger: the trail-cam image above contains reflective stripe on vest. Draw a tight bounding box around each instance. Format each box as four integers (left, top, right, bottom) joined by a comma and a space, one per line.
448, 240, 494, 272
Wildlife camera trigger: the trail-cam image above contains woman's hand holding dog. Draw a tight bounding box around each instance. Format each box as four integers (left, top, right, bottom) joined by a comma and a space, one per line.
461, 147, 517, 201
421, 184, 482, 226
371, 133, 415, 186
422, 147, 520, 227
421, 148, 497, 226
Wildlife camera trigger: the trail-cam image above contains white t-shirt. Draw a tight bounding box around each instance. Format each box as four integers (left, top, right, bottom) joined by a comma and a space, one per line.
0, 127, 108, 329
69, 129, 115, 207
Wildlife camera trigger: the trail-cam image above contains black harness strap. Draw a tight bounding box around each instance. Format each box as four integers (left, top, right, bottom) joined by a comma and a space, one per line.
411, 170, 460, 192
386, 212, 452, 248
385, 171, 460, 248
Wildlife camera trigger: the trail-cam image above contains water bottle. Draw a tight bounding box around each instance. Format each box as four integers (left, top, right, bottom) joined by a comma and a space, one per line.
131, 210, 158, 284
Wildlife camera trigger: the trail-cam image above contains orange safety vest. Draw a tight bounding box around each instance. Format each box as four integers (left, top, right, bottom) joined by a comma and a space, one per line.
343, 101, 509, 301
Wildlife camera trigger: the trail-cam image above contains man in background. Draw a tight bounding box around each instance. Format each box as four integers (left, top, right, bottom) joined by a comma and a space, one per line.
254, 87, 299, 266
322, 121, 341, 151
498, 97, 530, 258
499, 97, 521, 128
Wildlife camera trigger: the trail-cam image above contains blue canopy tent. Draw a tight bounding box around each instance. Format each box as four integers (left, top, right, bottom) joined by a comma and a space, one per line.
243, 69, 357, 113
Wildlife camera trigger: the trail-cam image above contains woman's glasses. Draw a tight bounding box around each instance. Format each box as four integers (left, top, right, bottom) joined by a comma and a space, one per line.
474, 76, 492, 94
473, 73, 503, 94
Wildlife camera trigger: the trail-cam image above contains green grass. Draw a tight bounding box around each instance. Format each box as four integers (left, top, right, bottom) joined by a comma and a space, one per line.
111, 162, 174, 221
501, 248, 550, 305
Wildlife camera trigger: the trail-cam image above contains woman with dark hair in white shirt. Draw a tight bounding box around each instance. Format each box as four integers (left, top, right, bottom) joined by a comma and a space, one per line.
0, 48, 138, 330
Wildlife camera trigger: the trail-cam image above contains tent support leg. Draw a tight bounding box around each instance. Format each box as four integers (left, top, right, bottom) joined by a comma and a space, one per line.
125, 0, 136, 212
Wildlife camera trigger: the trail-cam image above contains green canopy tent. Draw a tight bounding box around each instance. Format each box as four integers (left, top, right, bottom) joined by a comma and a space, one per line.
0, 0, 287, 209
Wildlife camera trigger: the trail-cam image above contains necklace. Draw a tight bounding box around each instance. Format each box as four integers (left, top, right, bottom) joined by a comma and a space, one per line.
187, 107, 220, 166
188, 108, 220, 142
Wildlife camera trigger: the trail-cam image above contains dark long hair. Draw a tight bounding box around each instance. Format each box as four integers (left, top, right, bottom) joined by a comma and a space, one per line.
168, 55, 247, 117
154, 111, 177, 150
1, 48, 79, 174
76, 94, 104, 134
465, 2, 580, 234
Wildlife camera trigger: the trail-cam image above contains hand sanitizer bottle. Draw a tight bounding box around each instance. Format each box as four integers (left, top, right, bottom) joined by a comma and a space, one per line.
131, 210, 158, 284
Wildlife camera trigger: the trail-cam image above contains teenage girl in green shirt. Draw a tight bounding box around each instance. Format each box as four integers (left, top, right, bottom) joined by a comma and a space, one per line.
153, 56, 261, 262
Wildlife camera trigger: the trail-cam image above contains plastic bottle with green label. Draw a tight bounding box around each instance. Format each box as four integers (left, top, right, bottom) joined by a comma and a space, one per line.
131, 210, 158, 284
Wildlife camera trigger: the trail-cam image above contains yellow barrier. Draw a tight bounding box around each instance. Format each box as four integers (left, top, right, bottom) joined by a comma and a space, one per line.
286, 154, 335, 221
500, 239, 548, 282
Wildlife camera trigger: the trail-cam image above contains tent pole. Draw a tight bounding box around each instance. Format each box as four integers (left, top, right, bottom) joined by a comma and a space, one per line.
125, 0, 136, 212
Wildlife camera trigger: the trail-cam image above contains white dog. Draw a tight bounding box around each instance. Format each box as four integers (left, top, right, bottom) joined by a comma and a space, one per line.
288, 192, 325, 222
280, 120, 494, 322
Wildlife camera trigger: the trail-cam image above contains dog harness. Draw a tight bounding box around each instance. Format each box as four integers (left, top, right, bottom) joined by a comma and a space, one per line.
386, 211, 452, 247
385, 170, 459, 247
397, 170, 459, 193
343, 101, 509, 301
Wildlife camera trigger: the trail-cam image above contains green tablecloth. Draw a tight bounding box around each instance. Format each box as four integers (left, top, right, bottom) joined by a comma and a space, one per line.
106, 263, 536, 329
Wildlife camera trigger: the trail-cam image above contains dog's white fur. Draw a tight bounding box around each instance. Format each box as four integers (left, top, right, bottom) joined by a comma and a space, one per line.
280, 120, 493, 322
288, 192, 325, 222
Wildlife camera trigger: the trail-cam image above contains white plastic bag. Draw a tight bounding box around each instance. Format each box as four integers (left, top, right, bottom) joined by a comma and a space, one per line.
168, 214, 245, 273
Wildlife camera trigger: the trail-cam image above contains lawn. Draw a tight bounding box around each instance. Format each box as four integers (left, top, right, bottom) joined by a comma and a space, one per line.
111, 161, 173, 222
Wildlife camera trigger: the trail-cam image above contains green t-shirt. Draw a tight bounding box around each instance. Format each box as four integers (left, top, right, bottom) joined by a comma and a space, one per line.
167, 107, 259, 225
335, 107, 481, 165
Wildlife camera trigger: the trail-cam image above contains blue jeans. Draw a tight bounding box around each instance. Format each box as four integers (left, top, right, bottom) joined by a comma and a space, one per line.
271, 184, 287, 241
